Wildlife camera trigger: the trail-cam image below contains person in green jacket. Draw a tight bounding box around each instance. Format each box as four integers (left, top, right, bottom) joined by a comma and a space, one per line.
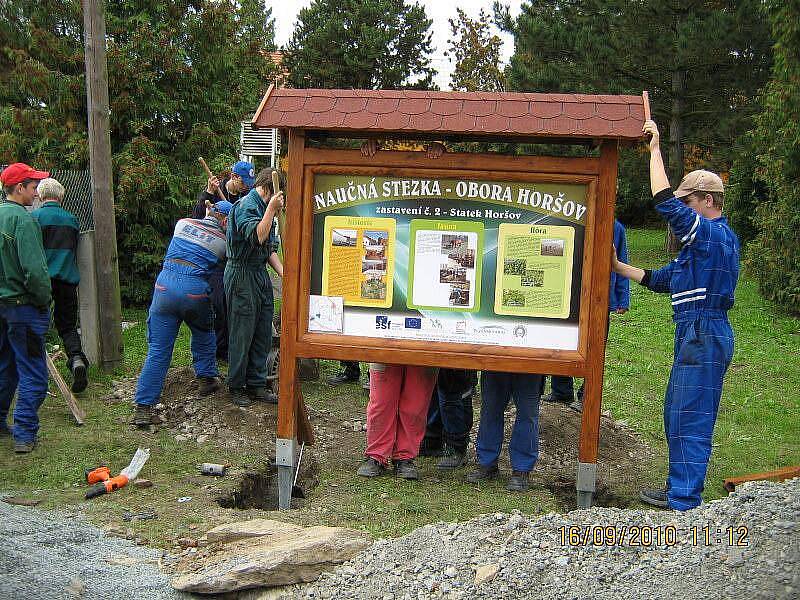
32, 177, 88, 393
0, 163, 53, 453
224, 168, 284, 407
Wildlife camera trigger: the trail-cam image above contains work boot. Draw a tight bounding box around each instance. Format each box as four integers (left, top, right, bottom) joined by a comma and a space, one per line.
134, 404, 152, 428
437, 447, 466, 470
14, 440, 37, 454
327, 371, 359, 385
71, 357, 88, 394
356, 457, 386, 477
542, 392, 573, 405
394, 459, 419, 480
230, 389, 254, 407
248, 386, 277, 404
507, 470, 530, 492
466, 464, 499, 484
639, 488, 669, 509
198, 376, 221, 397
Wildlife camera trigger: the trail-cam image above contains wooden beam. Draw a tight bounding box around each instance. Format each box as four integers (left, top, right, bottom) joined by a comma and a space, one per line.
46, 353, 85, 426
578, 140, 618, 464
251, 83, 275, 127
277, 129, 305, 441
82, 0, 123, 371
723, 466, 800, 492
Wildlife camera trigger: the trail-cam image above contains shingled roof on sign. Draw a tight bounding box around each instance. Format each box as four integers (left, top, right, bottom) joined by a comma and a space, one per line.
252, 89, 647, 141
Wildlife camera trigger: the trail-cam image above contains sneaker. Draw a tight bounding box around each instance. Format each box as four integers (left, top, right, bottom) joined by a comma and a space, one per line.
71, 357, 88, 394
465, 464, 499, 484
568, 398, 583, 413
394, 459, 419, 480
507, 470, 530, 492
356, 457, 386, 477
230, 389, 255, 407
437, 448, 466, 470
247, 386, 278, 404
198, 376, 221, 396
542, 393, 573, 405
327, 371, 359, 386
639, 488, 669, 509
134, 404, 152, 428
14, 440, 37, 454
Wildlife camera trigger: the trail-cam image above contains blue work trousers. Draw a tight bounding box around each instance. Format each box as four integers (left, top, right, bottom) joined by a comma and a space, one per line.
0, 304, 50, 443
665, 313, 734, 510
134, 264, 217, 406
476, 371, 543, 473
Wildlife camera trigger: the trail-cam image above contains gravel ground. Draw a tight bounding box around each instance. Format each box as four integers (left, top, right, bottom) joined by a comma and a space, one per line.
0, 497, 188, 600
296, 478, 800, 600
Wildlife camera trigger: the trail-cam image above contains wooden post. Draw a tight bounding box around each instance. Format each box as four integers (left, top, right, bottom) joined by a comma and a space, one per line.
82, 0, 123, 371
576, 140, 618, 508
276, 129, 305, 509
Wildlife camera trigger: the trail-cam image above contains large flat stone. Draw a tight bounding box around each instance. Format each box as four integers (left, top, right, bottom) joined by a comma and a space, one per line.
171, 522, 371, 594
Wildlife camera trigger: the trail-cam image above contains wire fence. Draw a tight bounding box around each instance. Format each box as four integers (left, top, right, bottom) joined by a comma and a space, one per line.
1, 166, 94, 232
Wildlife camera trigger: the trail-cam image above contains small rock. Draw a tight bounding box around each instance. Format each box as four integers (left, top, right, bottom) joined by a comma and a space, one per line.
133, 478, 153, 489
474, 563, 499, 585
65, 578, 85, 597
196, 434, 210, 444
341, 421, 351, 430
113, 390, 123, 399
175, 434, 190, 442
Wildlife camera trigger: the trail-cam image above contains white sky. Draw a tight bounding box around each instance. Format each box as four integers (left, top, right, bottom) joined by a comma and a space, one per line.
271, 1, 524, 90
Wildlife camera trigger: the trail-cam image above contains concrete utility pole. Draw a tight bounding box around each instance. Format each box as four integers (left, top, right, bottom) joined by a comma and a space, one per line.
82, 0, 123, 371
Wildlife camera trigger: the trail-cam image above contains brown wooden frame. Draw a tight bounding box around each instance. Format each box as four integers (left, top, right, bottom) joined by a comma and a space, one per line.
278, 131, 618, 472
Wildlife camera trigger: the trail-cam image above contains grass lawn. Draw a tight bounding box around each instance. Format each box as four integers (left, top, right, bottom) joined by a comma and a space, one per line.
0, 228, 797, 546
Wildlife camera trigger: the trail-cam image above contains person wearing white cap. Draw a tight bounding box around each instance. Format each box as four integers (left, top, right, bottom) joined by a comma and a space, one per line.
611, 120, 739, 511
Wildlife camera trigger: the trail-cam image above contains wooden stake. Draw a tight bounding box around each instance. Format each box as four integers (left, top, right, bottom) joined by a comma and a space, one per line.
46, 353, 85, 426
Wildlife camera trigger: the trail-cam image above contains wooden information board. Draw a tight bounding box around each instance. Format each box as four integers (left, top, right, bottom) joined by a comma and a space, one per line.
252, 88, 647, 509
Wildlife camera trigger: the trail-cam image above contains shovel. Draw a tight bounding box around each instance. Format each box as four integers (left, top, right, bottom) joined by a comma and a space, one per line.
291, 442, 306, 499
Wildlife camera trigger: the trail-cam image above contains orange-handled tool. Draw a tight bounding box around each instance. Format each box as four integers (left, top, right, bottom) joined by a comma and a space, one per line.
85, 474, 130, 499
85, 466, 111, 485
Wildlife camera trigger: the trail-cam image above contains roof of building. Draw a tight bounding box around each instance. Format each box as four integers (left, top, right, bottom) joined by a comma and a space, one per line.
251, 88, 648, 141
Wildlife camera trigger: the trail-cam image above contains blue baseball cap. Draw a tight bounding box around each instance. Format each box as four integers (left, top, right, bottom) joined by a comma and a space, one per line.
213, 200, 233, 215
231, 161, 255, 188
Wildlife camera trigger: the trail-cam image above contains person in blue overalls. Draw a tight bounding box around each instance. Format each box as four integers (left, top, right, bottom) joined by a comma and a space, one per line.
612, 119, 739, 510
133, 200, 232, 428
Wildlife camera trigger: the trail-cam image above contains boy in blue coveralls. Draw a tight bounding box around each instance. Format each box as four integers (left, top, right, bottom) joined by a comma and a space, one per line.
133, 200, 232, 427
612, 119, 739, 510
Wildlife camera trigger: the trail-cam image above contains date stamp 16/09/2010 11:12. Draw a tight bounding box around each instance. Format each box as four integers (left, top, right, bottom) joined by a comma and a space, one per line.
559, 524, 750, 548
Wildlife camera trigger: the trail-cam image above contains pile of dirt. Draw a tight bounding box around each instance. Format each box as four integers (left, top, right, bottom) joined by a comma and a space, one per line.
105, 366, 657, 510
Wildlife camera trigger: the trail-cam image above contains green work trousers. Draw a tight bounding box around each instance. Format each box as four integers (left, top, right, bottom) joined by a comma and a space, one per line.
224, 264, 273, 391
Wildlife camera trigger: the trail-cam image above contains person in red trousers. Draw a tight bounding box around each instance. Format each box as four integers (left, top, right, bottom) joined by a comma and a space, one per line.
357, 363, 438, 479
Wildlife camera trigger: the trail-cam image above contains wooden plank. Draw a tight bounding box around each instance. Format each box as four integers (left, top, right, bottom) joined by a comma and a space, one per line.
578, 140, 618, 464
251, 83, 275, 126
277, 129, 305, 441
304, 147, 600, 175
82, 0, 123, 371
723, 465, 800, 492
45, 353, 85, 426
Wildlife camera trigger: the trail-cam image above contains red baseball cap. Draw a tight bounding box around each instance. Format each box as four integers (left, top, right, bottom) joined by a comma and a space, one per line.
0, 163, 50, 186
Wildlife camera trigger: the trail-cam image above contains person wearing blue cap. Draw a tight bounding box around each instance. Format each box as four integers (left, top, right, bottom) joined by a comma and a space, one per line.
133, 200, 232, 427
194, 160, 255, 361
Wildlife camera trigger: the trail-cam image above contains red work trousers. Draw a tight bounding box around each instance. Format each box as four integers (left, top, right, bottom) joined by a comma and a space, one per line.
365, 364, 438, 465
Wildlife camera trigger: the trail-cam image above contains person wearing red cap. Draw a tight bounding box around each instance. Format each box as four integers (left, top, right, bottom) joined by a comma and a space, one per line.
0, 163, 53, 453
